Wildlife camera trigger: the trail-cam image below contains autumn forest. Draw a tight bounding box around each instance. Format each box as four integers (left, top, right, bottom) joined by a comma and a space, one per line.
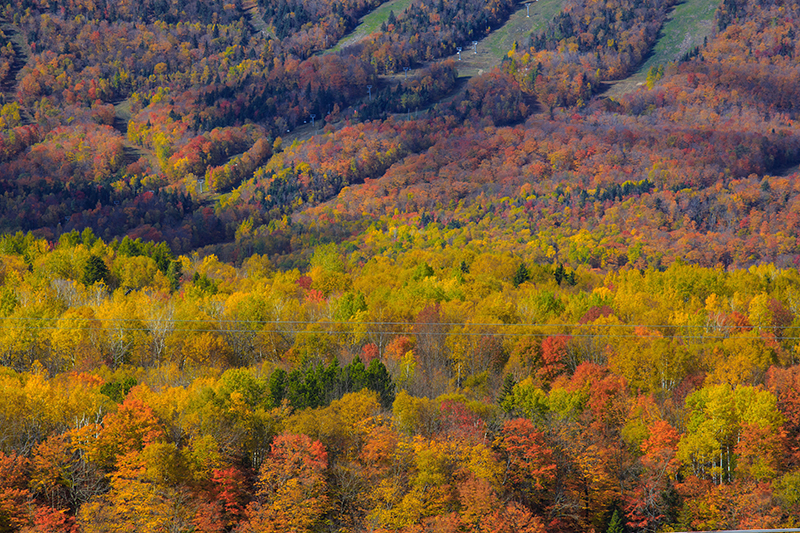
1, 0, 800, 531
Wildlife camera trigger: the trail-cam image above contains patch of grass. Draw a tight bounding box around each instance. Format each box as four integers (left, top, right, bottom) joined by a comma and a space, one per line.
446, 0, 568, 79
329, 0, 415, 52
637, 0, 718, 75
601, 0, 717, 98
483, 0, 567, 59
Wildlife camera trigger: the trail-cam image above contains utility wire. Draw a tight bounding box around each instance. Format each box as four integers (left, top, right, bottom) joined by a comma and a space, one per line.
0, 319, 793, 340
0, 317, 787, 329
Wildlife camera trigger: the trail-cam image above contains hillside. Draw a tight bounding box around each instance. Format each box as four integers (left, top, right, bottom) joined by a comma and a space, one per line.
329, 0, 416, 52
2, 0, 800, 531
604, 0, 719, 97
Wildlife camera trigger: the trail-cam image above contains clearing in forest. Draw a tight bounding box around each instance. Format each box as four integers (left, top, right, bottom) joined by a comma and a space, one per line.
328, 0, 416, 52
413, 0, 569, 77
603, 0, 718, 97
241, 0, 279, 40
448, 0, 566, 78
478, 0, 566, 64
0, 17, 34, 122
113, 99, 157, 168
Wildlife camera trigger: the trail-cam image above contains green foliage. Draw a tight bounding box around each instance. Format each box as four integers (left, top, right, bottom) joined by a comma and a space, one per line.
166, 261, 181, 292
267, 358, 395, 411
310, 243, 345, 273
607, 509, 624, 533
412, 262, 435, 281
191, 272, 218, 295
83, 254, 110, 286
512, 263, 530, 287
334, 292, 367, 321
502, 379, 549, 420
498, 373, 516, 409
100, 377, 138, 403
548, 387, 589, 420
366, 358, 396, 408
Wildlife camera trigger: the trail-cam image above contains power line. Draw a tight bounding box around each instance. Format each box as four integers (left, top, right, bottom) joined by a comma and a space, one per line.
0, 317, 788, 330
0, 318, 794, 340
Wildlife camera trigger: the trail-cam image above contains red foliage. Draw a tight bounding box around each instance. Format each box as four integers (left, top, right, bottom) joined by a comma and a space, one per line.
361, 343, 379, 364
496, 418, 556, 501
27, 507, 79, 533
193, 467, 250, 533
438, 400, 486, 443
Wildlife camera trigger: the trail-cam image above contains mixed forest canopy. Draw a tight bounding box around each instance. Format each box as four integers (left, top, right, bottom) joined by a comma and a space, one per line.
2, 0, 800, 531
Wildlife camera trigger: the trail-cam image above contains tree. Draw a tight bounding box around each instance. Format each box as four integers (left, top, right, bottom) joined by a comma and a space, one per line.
676, 384, 783, 484
193, 467, 250, 533
512, 263, 530, 287
83, 255, 110, 286
498, 373, 516, 410
87, 394, 165, 470
625, 419, 680, 532
366, 359, 395, 409
23, 506, 79, 533
78, 445, 190, 533
242, 433, 328, 533
607, 509, 624, 533
0, 452, 31, 532
495, 418, 556, 507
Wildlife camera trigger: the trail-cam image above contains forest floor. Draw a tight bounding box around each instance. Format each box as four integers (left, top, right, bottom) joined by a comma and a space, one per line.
602, 0, 717, 99
0, 17, 33, 124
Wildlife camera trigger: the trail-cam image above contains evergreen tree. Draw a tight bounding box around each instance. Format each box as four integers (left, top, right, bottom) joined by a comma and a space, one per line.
498, 373, 516, 410
607, 509, 624, 533
83, 254, 110, 285
554, 263, 565, 286
166, 260, 182, 292
366, 359, 395, 408
512, 263, 530, 287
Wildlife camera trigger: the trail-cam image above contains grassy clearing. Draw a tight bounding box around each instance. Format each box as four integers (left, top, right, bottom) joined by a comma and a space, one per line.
444, 0, 567, 79
329, 0, 415, 52
602, 0, 717, 98
483, 0, 566, 58
638, 0, 718, 75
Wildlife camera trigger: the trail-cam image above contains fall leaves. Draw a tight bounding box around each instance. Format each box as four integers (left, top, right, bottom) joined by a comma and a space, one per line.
1, 331, 800, 532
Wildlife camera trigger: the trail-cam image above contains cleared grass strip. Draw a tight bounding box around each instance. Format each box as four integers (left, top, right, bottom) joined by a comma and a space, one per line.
328, 0, 415, 52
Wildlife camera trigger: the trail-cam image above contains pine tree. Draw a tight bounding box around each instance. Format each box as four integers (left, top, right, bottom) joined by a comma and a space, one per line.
512, 263, 530, 287
554, 263, 565, 286
83, 254, 110, 286
607, 509, 624, 533
498, 373, 516, 411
